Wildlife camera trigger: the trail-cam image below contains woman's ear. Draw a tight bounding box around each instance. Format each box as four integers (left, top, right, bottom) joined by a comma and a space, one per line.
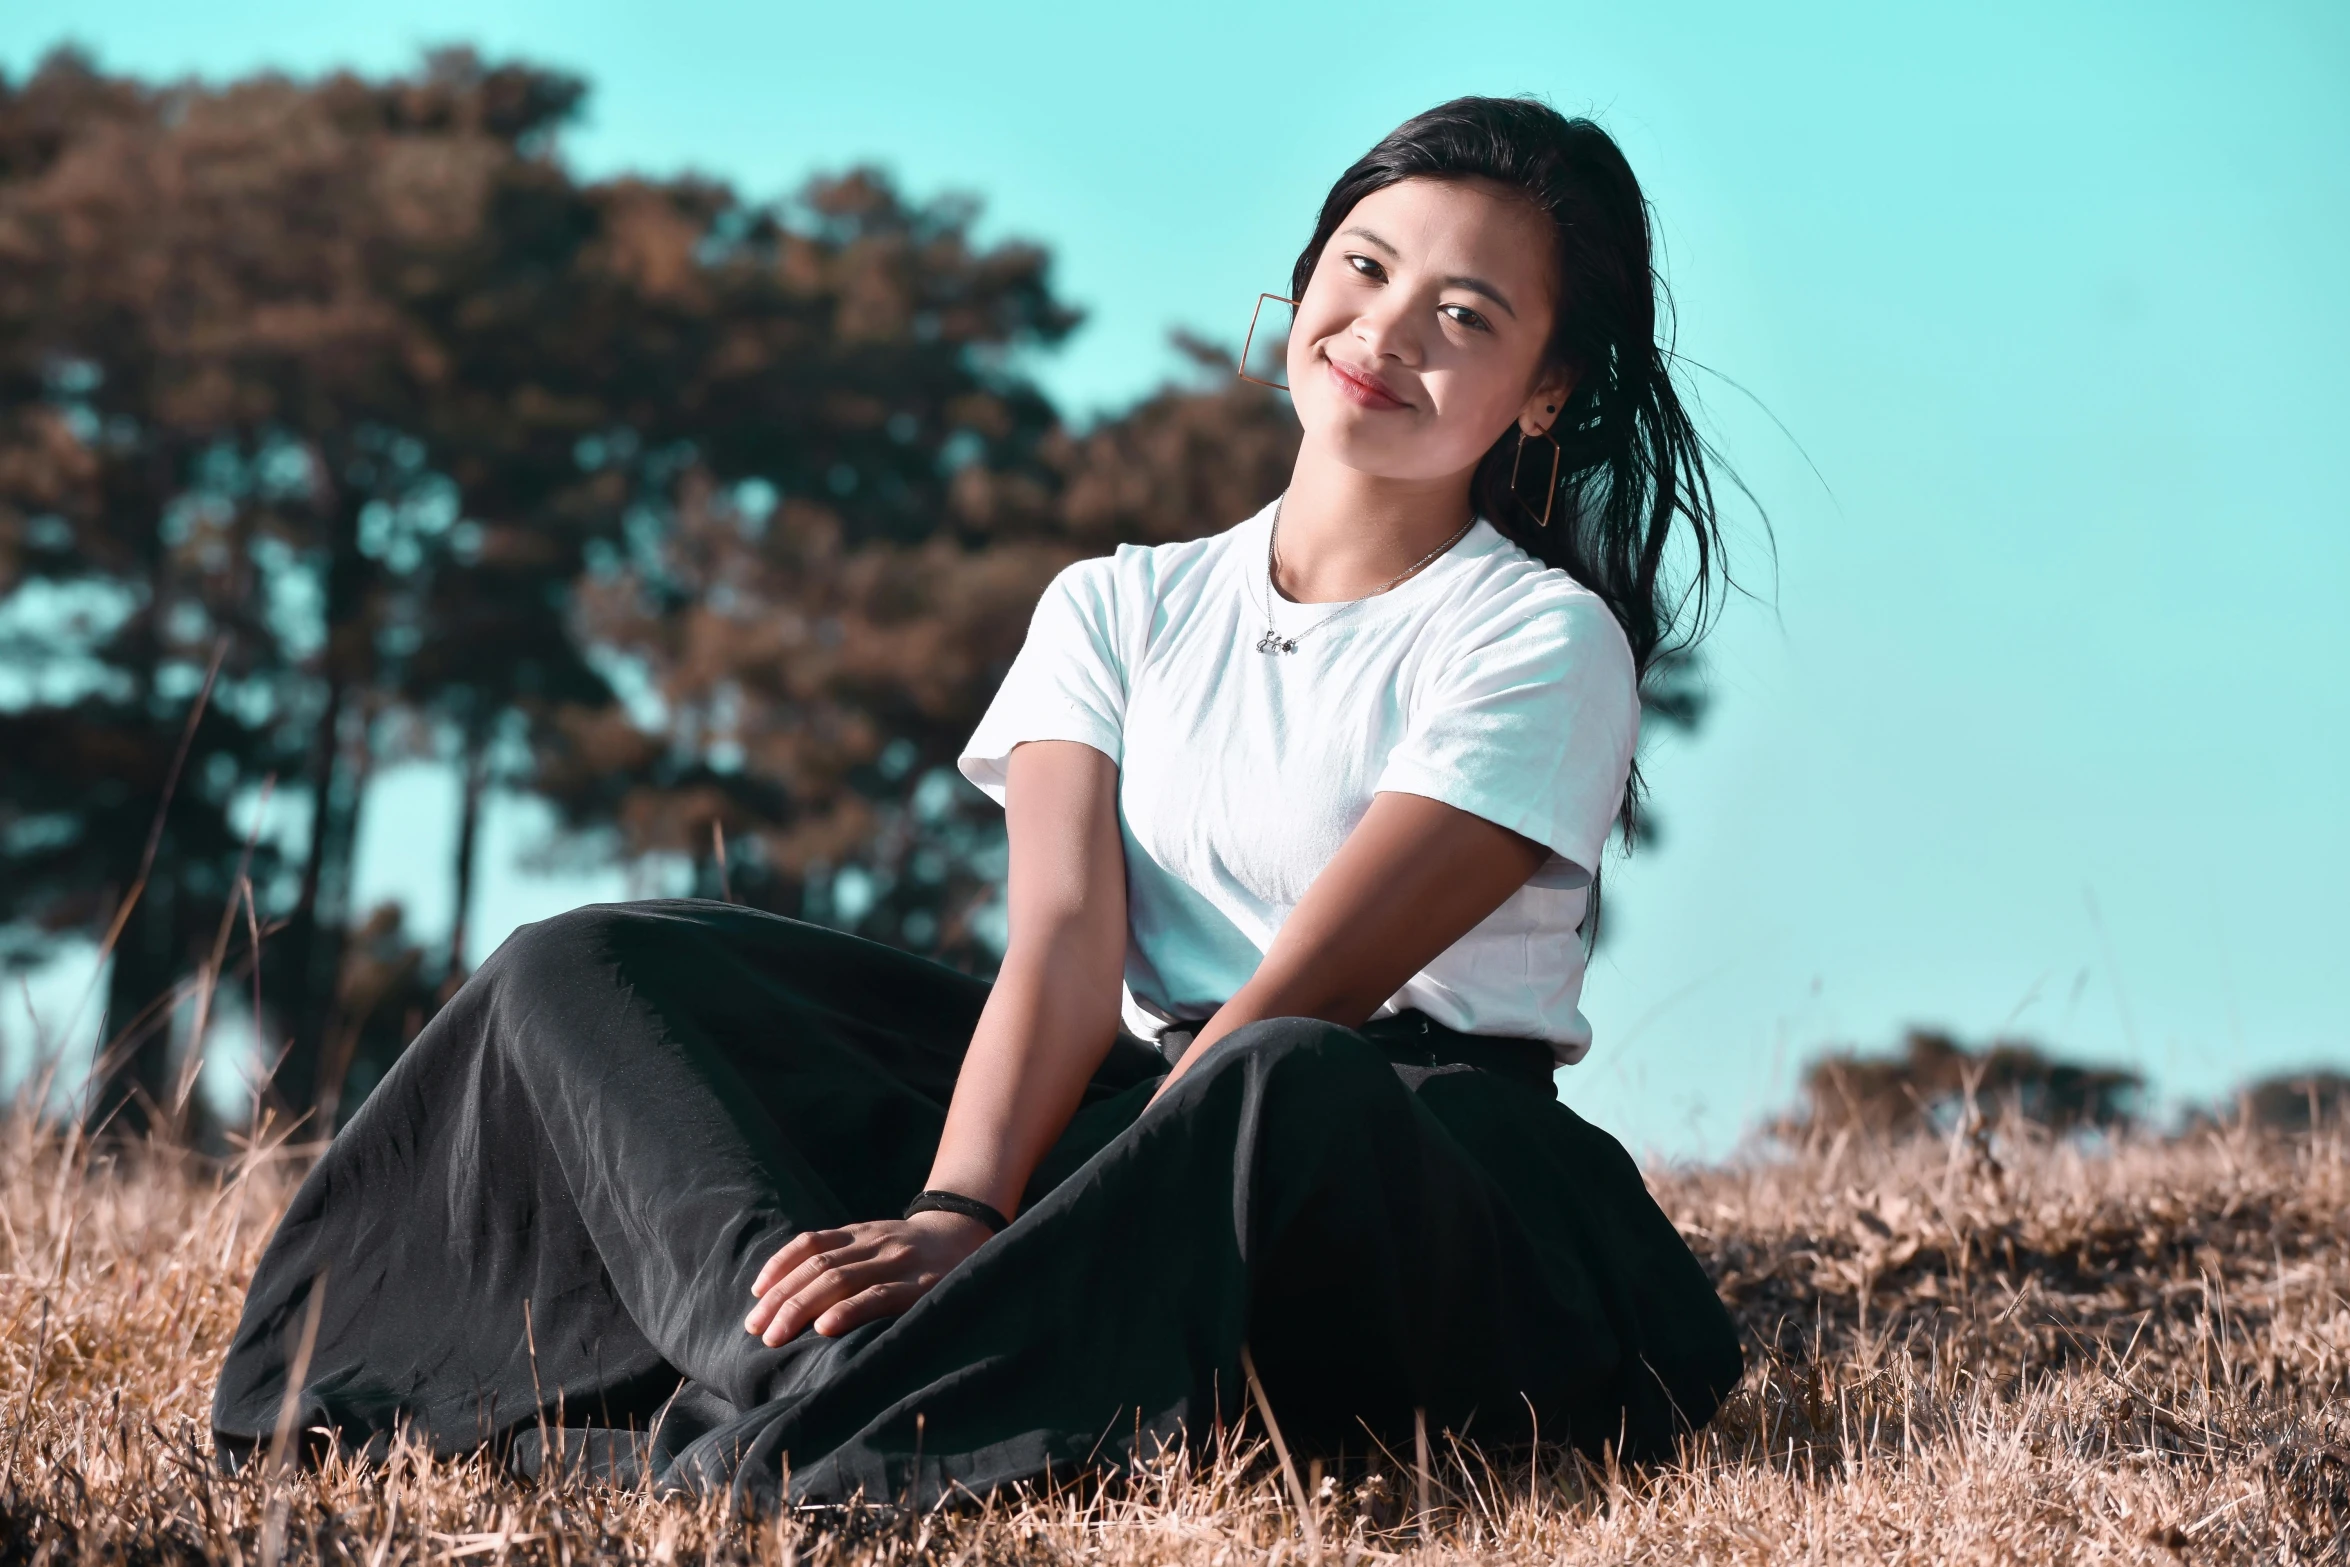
1518, 367, 1574, 438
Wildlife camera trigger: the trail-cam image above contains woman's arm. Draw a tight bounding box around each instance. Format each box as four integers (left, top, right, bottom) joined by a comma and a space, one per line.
922, 739, 1128, 1213
746, 739, 1125, 1343
1149, 790, 1553, 1102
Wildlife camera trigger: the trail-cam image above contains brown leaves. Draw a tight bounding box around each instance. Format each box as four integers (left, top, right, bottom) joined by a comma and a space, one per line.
585, 181, 712, 305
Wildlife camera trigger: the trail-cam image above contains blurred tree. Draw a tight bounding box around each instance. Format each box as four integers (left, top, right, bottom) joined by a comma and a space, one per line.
0, 49, 627, 1127
0, 46, 1714, 1138
1787, 1028, 2145, 1139
2215, 1071, 2349, 1135
0, 53, 328, 1135
0, 48, 1106, 1124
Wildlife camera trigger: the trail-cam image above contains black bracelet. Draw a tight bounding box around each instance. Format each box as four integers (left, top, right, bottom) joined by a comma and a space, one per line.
903, 1189, 1012, 1233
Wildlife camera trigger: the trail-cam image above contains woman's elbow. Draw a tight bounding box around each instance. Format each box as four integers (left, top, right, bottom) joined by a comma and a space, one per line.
1000, 912, 1126, 1005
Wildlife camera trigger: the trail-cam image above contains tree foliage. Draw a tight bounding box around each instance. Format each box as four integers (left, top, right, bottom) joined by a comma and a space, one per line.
0, 47, 1699, 1137
0, 48, 1297, 1133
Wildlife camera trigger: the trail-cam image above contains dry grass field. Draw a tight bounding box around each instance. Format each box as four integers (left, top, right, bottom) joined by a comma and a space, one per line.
3, 1093, 2345, 1566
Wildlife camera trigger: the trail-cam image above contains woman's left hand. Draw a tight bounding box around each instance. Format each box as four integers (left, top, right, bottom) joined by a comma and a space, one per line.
744, 1211, 993, 1345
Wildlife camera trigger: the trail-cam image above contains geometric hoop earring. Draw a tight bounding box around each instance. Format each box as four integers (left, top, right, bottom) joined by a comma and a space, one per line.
1237, 293, 1296, 390
1510, 426, 1564, 528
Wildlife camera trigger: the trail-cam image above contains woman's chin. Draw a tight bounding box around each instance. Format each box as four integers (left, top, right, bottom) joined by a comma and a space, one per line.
1301, 396, 1407, 443
1303, 424, 1456, 485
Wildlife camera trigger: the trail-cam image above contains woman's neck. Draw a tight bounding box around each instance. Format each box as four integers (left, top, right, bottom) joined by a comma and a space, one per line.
1271, 440, 1478, 604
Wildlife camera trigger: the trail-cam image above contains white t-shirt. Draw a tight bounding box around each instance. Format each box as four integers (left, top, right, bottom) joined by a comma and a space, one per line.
956, 498, 1639, 1066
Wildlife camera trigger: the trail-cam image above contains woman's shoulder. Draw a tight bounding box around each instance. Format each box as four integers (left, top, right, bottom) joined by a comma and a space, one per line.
1445, 524, 1638, 684
1041, 506, 1263, 617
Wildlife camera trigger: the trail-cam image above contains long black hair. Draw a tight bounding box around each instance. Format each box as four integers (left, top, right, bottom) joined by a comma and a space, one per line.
1293, 96, 1730, 851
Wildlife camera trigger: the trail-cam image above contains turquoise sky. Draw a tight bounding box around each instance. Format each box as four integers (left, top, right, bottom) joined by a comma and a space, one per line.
6, 0, 2346, 1157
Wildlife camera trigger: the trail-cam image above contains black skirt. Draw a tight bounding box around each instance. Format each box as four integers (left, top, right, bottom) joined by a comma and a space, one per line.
212, 900, 1742, 1505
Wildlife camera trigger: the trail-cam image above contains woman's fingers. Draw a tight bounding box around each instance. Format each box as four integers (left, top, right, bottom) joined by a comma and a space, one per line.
767, 1233, 890, 1313
753, 1251, 919, 1346
753, 1226, 856, 1297
748, 1252, 850, 1337
761, 1259, 883, 1353
745, 1232, 870, 1337
812, 1280, 931, 1337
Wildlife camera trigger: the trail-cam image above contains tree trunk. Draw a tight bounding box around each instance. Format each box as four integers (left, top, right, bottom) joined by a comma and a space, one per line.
275, 700, 370, 1123
88, 869, 181, 1137
85, 537, 184, 1139
267, 482, 376, 1126
262, 671, 343, 1120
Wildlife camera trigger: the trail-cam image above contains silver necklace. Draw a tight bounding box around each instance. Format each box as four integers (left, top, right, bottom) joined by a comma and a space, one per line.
1255, 495, 1477, 655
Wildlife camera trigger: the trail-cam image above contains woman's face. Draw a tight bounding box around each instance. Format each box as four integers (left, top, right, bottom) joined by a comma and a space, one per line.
1287, 176, 1569, 485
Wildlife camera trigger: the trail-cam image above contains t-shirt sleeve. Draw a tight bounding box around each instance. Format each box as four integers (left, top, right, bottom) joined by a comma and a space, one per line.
1372, 593, 1640, 887
956, 556, 1131, 805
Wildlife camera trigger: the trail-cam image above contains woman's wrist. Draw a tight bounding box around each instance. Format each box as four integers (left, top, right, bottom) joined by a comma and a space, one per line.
903, 1188, 1013, 1233
914, 1156, 1026, 1223
900, 1207, 997, 1252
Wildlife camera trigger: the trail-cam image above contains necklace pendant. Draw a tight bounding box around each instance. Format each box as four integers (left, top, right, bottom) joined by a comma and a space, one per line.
1256, 630, 1296, 655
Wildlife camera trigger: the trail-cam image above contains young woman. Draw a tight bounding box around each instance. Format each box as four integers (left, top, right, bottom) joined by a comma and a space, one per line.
214, 96, 1743, 1506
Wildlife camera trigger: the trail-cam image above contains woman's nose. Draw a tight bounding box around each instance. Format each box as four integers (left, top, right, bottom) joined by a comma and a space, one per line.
1350, 295, 1421, 365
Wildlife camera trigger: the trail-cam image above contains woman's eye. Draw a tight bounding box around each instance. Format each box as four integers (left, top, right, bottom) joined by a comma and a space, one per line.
1345, 253, 1387, 282
1441, 303, 1490, 333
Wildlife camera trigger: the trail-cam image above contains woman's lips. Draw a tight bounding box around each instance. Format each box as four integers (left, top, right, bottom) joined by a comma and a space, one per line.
1325, 357, 1411, 411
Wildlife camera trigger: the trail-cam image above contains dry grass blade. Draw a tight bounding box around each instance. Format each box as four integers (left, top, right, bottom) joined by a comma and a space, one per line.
712, 820, 735, 904
1239, 1341, 1320, 1562
1414, 1404, 1432, 1544
175, 778, 278, 1126
89, 634, 231, 963
3, 1295, 48, 1491
265, 1268, 328, 1477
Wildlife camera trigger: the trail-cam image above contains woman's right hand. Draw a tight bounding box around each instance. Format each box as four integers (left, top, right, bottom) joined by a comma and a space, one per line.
744, 1210, 994, 1344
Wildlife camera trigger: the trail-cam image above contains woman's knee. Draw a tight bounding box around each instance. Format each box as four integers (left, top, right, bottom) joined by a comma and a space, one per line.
474, 901, 656, 994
